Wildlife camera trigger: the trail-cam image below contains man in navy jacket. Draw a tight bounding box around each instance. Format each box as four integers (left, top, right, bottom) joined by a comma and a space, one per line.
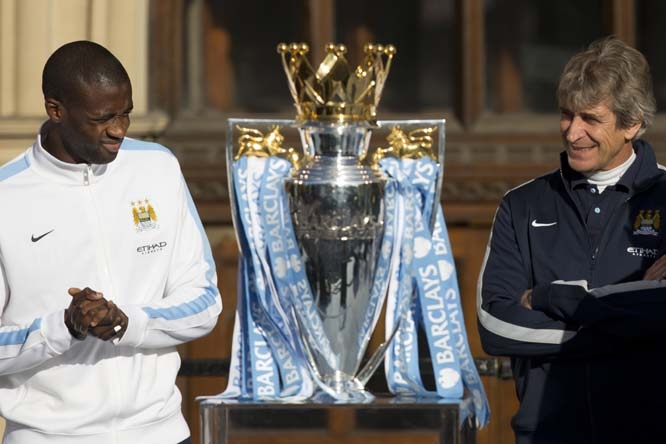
478, 36, 666, 443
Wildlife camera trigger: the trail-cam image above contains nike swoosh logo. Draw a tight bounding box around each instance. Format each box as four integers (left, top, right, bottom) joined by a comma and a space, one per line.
31, 229, 55, 242
531, 220, 557, 228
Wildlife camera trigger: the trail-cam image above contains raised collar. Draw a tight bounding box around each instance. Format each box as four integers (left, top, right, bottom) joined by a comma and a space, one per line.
560, 139, 662, 195
27, 131, 113, 186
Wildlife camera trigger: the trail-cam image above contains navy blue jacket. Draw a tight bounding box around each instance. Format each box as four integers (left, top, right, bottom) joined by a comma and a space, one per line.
478, 140, 666, 443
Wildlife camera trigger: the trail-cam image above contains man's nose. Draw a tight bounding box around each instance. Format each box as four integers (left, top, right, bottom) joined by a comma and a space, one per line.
107, 115, 130, 138
565, 116, 586, 143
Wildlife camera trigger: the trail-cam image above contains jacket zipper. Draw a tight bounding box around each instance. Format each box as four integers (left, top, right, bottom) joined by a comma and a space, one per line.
82, 164, 122, 436
590, 196, 632, 281
83, 164, 91, 185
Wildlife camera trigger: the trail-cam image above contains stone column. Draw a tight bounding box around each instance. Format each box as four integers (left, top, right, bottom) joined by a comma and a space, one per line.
0, 0, 166, 163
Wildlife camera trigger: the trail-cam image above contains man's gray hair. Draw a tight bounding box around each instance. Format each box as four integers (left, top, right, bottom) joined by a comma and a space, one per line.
557, 35, 656, 139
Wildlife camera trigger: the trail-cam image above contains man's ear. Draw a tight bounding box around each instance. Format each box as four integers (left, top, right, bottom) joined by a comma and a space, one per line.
624, 121, 642, 141
44, 98, 64, 122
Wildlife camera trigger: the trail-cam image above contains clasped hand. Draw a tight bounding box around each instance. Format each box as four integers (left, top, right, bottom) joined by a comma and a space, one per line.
64, 287, 128, 341
520, 256, 666, 311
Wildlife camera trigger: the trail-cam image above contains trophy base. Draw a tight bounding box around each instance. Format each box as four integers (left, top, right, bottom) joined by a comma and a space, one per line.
309, 371, 376, 403
199, 395, 477, 444
312, 388, 374, 403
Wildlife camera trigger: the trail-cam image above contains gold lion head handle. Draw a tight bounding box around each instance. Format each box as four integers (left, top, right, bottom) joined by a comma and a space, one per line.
366, 125, 438, 165
234, 125, 303, 167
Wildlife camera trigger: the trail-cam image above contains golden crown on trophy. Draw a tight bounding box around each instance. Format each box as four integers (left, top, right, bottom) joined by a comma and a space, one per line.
277, 42, 396, 124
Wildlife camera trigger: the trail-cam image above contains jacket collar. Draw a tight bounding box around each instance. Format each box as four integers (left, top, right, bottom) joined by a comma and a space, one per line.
27, 130, 112, 186
560, 139, 662, 195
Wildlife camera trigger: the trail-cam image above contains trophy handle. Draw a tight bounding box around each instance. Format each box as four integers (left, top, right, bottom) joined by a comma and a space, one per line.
290, 307, 342, 399
355, 315, 402, 386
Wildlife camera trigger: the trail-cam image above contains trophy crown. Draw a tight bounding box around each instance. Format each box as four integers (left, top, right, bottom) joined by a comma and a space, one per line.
277, 42, 396, 124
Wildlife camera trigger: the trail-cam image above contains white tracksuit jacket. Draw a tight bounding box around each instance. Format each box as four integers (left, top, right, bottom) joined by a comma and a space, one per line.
0, 135, 222, 444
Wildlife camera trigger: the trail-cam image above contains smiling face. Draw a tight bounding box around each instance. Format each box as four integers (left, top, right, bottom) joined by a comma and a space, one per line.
44, 79, 133, 164
559, 102, 641, 174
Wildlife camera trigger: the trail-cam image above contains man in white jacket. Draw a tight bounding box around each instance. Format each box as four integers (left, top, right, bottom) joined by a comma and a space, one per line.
0, 41, 222, 444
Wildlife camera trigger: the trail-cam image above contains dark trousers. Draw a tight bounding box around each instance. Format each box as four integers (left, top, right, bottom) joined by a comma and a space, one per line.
177, 438, 191, 444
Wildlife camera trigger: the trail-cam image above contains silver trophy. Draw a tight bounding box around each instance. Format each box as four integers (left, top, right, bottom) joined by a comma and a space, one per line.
227, 43, 444, 400
280, 42, 396, 400
285, 121, 386, 399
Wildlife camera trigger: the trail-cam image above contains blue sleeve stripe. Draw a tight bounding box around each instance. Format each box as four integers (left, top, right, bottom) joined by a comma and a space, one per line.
143, 288, 218, 320
0, 318, 41, 346
0, 156, 30, 182
120, 138, 174, 155
142, 174, 220, 321
183, 174, 218, 285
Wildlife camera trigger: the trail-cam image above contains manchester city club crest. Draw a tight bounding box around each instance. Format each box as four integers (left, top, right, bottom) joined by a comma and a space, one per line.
633, 209, 661, 236
131, 199, 159, 232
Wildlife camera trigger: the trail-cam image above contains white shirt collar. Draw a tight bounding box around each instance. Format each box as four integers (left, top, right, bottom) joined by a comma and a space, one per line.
584, 149, 636, 192
28, 129, 112, 186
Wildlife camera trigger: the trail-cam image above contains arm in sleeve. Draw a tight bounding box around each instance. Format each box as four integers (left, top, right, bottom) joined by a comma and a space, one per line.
116, 173, 222, 349
532, 279, 666, 339
477, 197, 613, 358
0, 260, 77, 375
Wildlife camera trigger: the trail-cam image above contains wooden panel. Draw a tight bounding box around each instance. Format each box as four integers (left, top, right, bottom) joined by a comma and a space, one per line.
148, 0, 184, 116
202, 0, 234, 111
448, 226, 490, 358
454, 0, 485, 127
476, 375, 519, 444
307, 0, 335, 63
606, 0, 636, 45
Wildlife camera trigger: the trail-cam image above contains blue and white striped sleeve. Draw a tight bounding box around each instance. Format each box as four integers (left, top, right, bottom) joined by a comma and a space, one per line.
477, 197, 579, 357
0, 262, 75, 375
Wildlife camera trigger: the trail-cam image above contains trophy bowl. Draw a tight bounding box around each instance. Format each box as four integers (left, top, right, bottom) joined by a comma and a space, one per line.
285, 121, 387, 399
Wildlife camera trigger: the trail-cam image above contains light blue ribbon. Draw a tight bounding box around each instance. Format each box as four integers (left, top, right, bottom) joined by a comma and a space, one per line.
259, 157, 314, 397
383, 157, 424, 393
382, 156, 490, 426
222, 150, 489, 426
225, 157, 308, 399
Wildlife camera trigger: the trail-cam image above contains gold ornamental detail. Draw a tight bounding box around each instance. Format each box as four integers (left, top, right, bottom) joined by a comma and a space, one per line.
365, 126, 438, 165
234, 125, 303, 167
277, 42, 396, 124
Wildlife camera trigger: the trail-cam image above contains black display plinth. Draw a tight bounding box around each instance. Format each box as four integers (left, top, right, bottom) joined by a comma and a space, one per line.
198, 395, 477, 444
